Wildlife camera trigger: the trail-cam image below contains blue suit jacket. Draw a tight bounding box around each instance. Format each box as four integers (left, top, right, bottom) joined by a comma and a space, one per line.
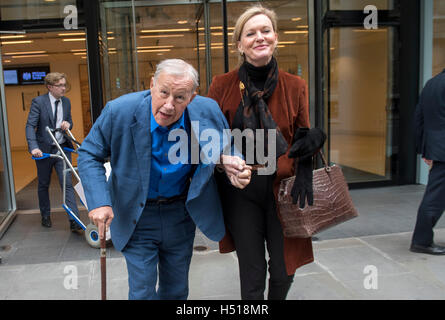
415, 68, 445, 161
25, 93, 74, 153
77, 90, 230, 251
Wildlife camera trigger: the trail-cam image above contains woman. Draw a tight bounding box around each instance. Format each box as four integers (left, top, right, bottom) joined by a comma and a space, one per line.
209, 5, 323, 300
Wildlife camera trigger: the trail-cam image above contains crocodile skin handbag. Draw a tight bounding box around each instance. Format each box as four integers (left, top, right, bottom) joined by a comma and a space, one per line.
277, 152, 358, 238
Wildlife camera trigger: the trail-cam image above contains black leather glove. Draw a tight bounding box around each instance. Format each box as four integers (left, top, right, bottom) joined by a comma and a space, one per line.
291, 156, 313, 208
288, 127, 326, 208
288, 128, 326, 160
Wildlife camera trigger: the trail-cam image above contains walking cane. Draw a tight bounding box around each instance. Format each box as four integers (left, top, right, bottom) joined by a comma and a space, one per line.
100, 222, 107, 300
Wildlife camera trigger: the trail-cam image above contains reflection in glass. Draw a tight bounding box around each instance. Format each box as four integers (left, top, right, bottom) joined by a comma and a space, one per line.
328, 27, 394, 182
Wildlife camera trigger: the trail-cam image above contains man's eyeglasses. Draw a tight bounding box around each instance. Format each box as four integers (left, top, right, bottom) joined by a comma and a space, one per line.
51, 84, 67, 88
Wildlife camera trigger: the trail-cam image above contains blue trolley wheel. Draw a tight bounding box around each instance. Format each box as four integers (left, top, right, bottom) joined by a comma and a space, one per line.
85, 223, 101, 249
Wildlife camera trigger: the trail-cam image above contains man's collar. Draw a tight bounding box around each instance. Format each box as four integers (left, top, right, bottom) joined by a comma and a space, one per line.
150, 106, 186, 133
48, 92, 61, 102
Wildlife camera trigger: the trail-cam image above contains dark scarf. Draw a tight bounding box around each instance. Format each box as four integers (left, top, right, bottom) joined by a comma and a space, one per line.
232, 57, 289, 162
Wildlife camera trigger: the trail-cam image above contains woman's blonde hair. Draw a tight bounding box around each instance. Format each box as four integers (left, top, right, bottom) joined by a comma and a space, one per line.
232, 5, 278, 64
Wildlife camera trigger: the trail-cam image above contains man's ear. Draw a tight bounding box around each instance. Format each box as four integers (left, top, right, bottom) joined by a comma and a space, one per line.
150, 77, 154, 89
189, 91, 197, 103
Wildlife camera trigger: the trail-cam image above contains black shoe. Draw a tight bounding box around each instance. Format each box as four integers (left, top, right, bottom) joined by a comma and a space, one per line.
41, 216, 52, 228
410, 243, 445, 255
70, 220, 83, 233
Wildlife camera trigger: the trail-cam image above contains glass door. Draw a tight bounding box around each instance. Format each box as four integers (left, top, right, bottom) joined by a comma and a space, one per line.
326, 27, 398, 183
318, 1, 401, 185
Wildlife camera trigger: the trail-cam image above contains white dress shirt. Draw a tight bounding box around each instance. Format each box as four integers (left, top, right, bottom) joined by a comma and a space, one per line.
48, 92, 65, 144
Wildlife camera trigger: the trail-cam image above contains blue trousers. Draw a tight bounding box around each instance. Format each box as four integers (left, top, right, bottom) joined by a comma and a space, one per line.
122, 200, 196, 300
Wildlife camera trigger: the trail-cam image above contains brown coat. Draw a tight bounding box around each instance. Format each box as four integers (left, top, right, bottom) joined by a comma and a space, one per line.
208, 68, 314, 275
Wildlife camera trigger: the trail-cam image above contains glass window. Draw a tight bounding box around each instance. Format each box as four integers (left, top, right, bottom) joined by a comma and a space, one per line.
99, 1, 309, 99
433, 0, 445, 76
0, 0, 76, 21
329, 0, 393, 10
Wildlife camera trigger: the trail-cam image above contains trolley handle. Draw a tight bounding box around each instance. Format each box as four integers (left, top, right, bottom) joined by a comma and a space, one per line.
32, 153, 51, 160
63, 147, 76, 153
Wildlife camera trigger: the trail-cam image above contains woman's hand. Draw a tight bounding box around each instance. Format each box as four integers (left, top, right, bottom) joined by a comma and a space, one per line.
219, 155, 252, 189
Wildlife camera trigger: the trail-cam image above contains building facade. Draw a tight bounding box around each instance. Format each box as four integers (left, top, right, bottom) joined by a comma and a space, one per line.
0, 0, 443, 236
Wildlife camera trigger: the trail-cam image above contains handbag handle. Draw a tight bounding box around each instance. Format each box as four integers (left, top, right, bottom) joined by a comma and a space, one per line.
317, 150, 332, 172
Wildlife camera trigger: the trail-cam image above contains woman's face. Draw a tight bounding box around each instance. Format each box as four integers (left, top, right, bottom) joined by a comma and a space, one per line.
238, 14, 278, 67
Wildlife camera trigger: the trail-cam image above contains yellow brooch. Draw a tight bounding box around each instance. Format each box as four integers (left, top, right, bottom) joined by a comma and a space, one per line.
239, 81, 245, 106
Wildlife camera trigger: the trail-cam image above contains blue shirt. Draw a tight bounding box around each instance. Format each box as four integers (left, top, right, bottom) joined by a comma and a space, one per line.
148, 106, 192, 199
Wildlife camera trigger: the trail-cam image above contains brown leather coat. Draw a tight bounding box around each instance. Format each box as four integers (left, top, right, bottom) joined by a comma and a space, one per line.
208, 68, 314, 275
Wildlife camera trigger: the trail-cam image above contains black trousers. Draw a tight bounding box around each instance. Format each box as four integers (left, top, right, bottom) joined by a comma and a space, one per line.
218, 172, 293, 300
412, 161, 445, 246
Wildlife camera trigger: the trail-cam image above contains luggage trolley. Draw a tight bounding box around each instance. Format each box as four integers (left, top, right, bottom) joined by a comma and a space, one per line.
32, 126, 111, 248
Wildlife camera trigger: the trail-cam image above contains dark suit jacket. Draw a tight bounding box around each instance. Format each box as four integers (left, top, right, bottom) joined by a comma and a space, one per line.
415, 69, 445, 162
25, 93, 74, 153
208, 68, 314, 275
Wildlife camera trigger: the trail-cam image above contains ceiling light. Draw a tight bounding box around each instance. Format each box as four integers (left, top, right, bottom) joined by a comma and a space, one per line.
199, 43, 223, 46
137, 49, 172, 53
12, 54, 49, 58
62, 38, 86, 41
4, 50, 46, 55
58, 32, 85, 36
278, 41, 296, 45
0, 35, 26, 39
177, 20, 188, 24
195, 46, 224, 51
137, 45, 174, 49
139, 34, 184, 39
1, 40, 33, 44
210, 32, 234, 36
291, 17, 302, 22
284, 31, 308, 34
140, 28, 191, 33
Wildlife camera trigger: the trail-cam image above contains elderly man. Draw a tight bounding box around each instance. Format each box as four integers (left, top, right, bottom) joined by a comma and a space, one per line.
77, 59, 251, 300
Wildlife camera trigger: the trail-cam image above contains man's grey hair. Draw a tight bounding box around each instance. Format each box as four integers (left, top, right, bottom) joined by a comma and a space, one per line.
153, 59, 199, 92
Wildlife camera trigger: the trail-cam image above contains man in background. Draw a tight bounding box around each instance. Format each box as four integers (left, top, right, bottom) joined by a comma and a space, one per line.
25, 72, 81, 232
411, 68, 445, 255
